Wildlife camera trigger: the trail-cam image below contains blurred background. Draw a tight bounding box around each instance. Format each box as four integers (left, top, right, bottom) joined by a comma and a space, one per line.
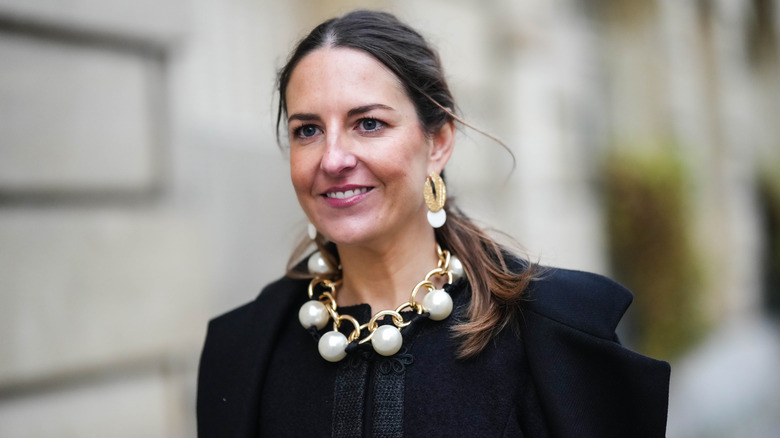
0, 0, 778, 436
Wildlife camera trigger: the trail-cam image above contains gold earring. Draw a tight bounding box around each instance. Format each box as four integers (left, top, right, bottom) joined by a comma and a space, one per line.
424, 173, 447, 228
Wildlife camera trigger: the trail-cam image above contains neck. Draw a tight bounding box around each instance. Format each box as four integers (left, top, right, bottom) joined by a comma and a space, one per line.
335, 228, 440, 312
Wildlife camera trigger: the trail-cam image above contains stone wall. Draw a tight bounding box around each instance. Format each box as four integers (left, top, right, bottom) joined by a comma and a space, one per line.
0, 0, 777, 436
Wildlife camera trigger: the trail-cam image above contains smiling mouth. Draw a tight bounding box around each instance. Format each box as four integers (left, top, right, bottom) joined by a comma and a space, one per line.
325, 187, 371, 199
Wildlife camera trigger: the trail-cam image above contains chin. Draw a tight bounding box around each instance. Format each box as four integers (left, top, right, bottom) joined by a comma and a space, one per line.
320, 226, 381, 248
322, 233, 371, 248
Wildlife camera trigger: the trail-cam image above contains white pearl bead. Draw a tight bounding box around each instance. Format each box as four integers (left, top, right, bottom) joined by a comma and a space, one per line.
449, 255, 464, 280
298, 300, 330, 330
427, 209, 447, 228
307, 223, 317, 240
371, 325, 403, 356
423, 289, 453, 321
307, 251, 330, 274
318, 331, 348, 362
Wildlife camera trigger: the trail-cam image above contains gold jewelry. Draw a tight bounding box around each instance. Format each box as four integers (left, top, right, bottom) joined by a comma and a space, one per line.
423, 173, 446, 212
298, 245, 463, 362
423, 173, 447, 228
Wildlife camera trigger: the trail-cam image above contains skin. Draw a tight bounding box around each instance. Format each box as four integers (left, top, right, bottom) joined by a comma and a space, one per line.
286, 47, 454, 310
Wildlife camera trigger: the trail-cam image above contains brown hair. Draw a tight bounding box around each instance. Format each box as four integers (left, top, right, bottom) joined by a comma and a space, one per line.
277, 10, 535, 359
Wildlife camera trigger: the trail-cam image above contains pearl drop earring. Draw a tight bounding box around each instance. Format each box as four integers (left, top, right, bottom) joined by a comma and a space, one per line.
307, 223, 317, 240
424, 173, 447, 228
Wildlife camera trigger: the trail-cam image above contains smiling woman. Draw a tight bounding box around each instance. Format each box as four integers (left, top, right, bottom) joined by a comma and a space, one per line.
197, 9, 670, 438
287, 46, 447, 256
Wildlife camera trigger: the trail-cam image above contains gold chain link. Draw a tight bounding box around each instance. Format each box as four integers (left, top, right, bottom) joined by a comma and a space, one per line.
307, 245, 453, 345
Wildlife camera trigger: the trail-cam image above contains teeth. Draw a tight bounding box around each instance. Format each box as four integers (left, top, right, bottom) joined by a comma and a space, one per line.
327, 187, 368, 199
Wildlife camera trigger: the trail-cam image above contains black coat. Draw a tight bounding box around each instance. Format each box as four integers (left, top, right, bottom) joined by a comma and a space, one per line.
197, 267, 670, 437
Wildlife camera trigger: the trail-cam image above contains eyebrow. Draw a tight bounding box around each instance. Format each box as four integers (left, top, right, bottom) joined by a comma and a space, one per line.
288, 113, 321, 123
287, 103, 396, 124
347, 103, 395, 118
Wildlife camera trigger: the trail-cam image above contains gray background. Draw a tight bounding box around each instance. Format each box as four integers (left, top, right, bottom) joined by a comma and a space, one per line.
1, 0, 778, 436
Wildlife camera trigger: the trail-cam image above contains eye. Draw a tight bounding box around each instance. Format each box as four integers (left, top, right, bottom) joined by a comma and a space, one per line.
358, 118, 384, 132
294, 124, 321, 139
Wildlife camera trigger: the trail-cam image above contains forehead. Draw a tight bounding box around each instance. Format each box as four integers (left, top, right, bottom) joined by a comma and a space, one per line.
285, 47, 410, 113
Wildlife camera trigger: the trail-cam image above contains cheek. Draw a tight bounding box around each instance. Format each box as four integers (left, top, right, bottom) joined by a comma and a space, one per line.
378, 157, 426, 198
401, 135, 433, 180
289, 151, 315, 194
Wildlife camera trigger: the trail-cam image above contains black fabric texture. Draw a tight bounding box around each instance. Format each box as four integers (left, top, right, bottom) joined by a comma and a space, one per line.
197, 265, 670, 437
521, 269, 671, 437
196, 276, 309, 438
333, 358, 368, 438
371, 361, 404, 437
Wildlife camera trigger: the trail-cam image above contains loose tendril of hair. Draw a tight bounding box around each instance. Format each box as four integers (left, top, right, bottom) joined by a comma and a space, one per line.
421, 92, 517, 178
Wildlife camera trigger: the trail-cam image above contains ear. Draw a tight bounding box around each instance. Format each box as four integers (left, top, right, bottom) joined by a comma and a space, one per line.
427, 120, 455, 175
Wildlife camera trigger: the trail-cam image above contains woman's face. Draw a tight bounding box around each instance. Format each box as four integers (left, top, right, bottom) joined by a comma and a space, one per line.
286, 47, 451, 248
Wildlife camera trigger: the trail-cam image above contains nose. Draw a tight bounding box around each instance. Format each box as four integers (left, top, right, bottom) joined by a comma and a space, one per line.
320, 132, 357, 175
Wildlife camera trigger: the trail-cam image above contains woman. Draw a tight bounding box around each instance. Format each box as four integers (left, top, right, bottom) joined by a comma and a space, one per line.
198, 10, 670, 438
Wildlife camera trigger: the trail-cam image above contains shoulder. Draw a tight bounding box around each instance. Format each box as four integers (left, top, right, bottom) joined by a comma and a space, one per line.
200, 275, 309, 369
207, 275, 309, 333
518, 268, 671, 436
521, 267, 633, 341
197, 275, 309, 436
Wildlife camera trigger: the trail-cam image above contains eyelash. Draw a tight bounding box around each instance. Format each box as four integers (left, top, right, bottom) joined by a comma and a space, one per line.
291, 117, 386, 140
357, 118, 384, 133
292, 124, 321, 139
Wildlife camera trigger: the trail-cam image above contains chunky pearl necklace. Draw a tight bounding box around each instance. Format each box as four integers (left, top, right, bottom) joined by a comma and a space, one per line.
298, 246, 463, 362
